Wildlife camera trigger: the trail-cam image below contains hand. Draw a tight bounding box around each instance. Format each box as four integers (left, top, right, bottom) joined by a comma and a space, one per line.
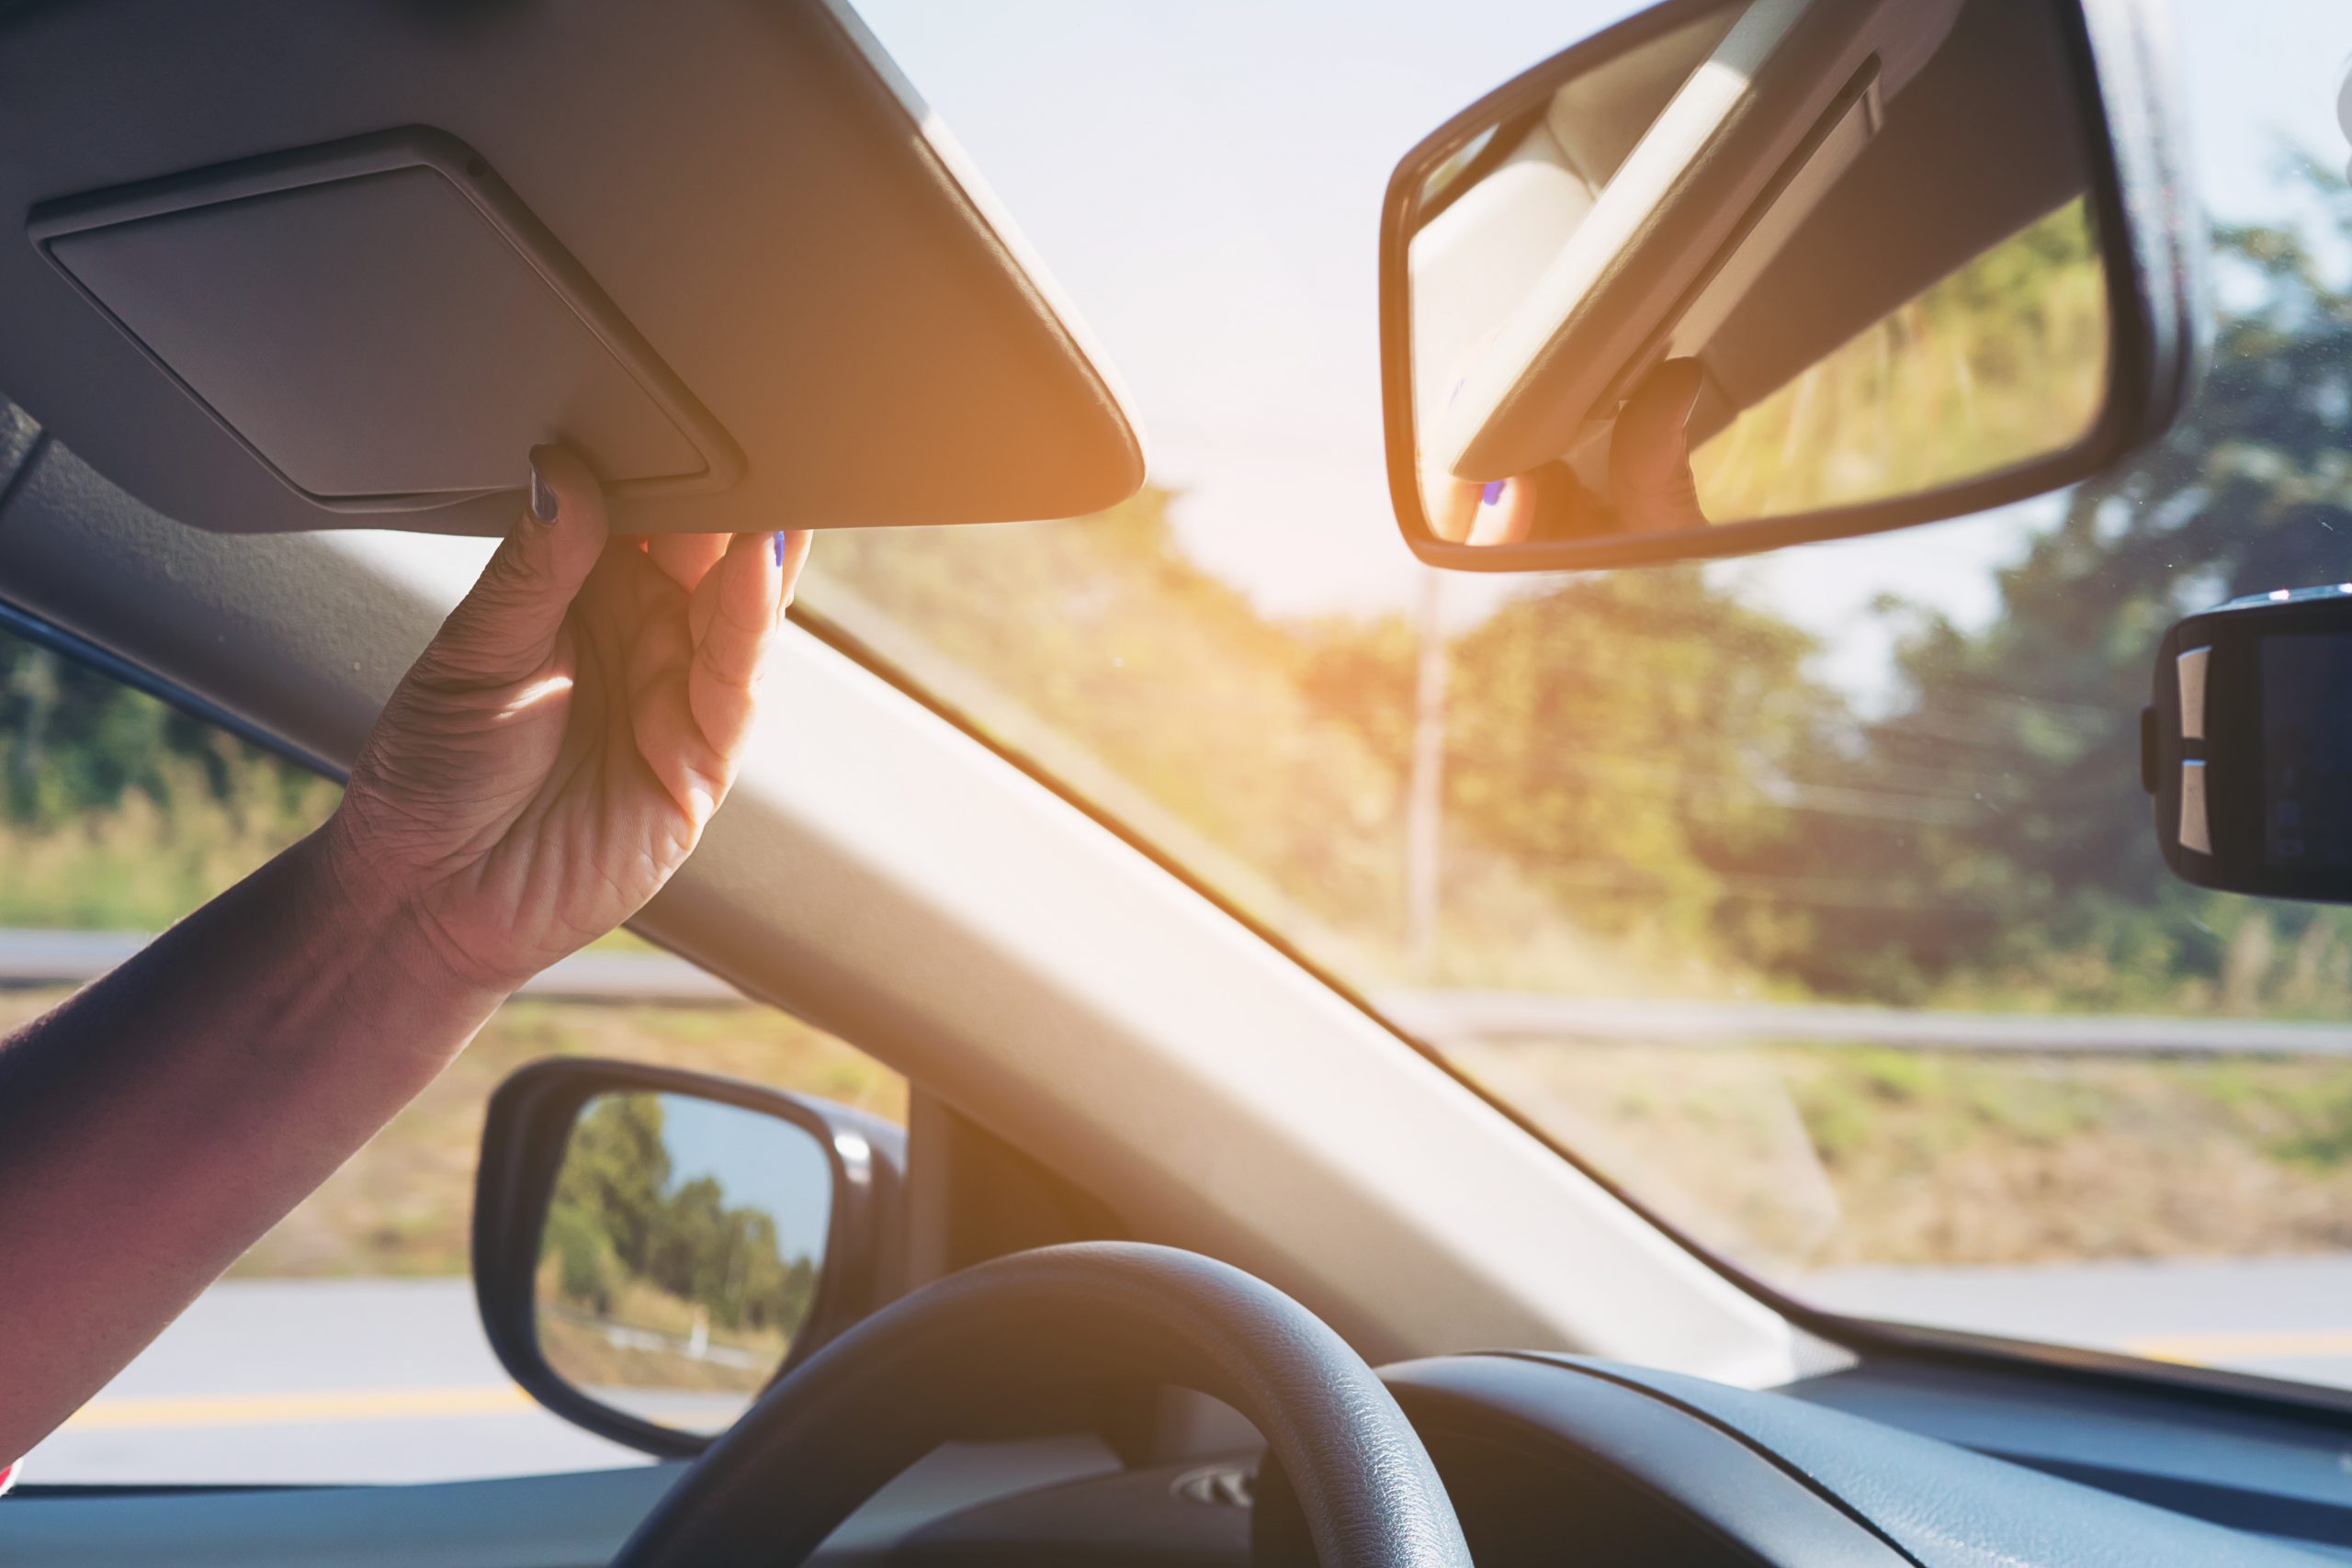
323, 445, 810, 997
1425, 357, 1709, 545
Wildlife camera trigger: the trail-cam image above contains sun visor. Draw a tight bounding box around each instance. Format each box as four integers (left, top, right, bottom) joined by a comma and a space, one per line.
0, 0, 1143, 536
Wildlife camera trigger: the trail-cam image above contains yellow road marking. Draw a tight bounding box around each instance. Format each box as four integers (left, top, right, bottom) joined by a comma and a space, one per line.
62, 1384, 536, 1431
55, 1334, 2352, 1434
2126, 1327, 2352, 1363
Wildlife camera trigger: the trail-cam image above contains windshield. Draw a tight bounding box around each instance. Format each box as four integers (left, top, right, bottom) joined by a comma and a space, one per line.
833, 0, 2352, 1393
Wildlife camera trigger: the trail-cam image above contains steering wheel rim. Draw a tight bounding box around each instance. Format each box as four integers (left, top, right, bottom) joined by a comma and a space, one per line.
609, 1241, 1474, 1568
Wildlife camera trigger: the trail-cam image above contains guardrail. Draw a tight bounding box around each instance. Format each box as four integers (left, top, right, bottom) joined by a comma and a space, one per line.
0, 929, 742, 1004
1371, 991, 2352, 1057
6, 931, 2347, 1056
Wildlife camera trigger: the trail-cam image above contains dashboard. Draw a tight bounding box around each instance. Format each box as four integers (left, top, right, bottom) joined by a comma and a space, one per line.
895, 1354, 2343, 1568
14, 1350, 2352, 1566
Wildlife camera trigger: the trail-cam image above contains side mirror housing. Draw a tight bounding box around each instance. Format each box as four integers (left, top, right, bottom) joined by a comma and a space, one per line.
472, 1057, 903, 1457
1381, 0, 2206, 572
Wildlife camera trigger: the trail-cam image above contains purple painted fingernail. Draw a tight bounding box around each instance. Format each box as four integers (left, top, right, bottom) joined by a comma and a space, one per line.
1480, 479, 1506, 507
772, 530, 786, 567
528, 460, 558, 525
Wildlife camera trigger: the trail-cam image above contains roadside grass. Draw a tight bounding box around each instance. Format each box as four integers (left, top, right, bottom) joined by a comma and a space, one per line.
537, 1309, 774, 1399
21, 945, 2352, 1281
0, 787, 329, 931
536, 1255, 788, 1397
1448, 1040, 2352, 1275
0, 987, 906, 1280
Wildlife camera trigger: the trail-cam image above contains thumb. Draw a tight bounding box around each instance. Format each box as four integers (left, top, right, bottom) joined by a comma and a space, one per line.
1610, 358, 1709, 536
425, 445, 611, 682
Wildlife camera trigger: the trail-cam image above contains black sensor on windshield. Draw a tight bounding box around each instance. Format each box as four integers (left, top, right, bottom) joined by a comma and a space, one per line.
2146, 584, 2352, 901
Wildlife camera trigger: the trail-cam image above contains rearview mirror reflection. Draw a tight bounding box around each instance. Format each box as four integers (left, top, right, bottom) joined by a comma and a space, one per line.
1391, 0, 2151, 567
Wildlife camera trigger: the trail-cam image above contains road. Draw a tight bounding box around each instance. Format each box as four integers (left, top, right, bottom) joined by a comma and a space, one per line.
26, 1280, 646, 1485
26, 1261, 2352, 1485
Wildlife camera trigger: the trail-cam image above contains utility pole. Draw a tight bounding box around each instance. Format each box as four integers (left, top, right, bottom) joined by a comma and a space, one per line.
1406, 567, 1446, 980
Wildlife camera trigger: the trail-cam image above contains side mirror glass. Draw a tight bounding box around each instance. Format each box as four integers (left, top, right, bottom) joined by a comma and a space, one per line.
536, 1089, 831, 1436
474, 1058, 901, 1456
2146, 586, 2352, 904
1381, 0, 2204, 572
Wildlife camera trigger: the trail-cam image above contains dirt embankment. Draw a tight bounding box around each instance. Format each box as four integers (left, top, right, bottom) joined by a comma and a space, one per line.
1451, 1040, 2352, 1270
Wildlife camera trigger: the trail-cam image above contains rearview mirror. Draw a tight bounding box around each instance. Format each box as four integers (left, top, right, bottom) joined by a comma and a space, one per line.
2145, 587, 2352, 905
1381, 0, 2204, 572
473, 1058, 902, 1457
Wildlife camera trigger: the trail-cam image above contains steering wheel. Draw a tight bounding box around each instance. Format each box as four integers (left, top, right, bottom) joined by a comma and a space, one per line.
609, 1241, 1474, 1568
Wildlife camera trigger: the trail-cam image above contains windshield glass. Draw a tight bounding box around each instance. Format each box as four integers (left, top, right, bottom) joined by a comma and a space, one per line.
833, 1, 2352, 1392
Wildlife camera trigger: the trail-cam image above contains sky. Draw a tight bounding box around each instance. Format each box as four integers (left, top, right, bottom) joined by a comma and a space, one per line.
852, 0, 2352, 699
649, 1092, 835, 1267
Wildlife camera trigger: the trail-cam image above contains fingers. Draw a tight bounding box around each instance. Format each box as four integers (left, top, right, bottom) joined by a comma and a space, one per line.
647, 531, 730, 594
629, 532, 805, 821
1465, 476, 1536, 546
1610, 358, 1709, 535
1423, 467, 1535, 547
775, 528, 813, 599
694, 532, 786, 692
423, 445, 611, 684
1421, 463, 1481, 545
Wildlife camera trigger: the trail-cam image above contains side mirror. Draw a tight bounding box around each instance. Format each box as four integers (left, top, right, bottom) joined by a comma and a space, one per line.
1381, 0, 2205, 571
2146, 587, 2352, 905
473, 1057, 903, 1457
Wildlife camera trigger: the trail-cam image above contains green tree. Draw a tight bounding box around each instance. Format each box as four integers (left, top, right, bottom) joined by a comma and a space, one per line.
1770, 159, 2352, 1005
545, 1094, 819, 1339
1442, 565, 1830, 946
0, 633, 327, 830
548, 1093, 672, 1280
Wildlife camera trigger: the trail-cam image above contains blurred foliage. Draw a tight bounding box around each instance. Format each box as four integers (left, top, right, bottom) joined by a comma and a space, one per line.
1442, 567, 1832, 943
1765, 158, 2352, 1008
1693, 199, 2109, 520
808, 164, 2352, 1017
0, 634, 336, 928
544, 1092, 818, 1337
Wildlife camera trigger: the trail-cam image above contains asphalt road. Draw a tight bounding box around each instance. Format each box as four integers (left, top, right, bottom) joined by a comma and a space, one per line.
26, 1261, 2352, 1485
26, 1280, 647, 1485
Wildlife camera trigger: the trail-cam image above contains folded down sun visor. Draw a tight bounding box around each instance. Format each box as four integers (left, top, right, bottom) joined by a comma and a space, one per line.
0, 0, 1144, 536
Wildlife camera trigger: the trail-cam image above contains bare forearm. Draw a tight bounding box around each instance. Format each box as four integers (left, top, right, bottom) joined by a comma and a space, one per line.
0, 456, 797, 1462
0, 821, 504, 1461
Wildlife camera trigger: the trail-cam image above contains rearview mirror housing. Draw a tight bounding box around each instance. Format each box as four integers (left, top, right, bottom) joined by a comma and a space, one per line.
473, 1057, 903, 1458
1381, 0, 2205, 572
